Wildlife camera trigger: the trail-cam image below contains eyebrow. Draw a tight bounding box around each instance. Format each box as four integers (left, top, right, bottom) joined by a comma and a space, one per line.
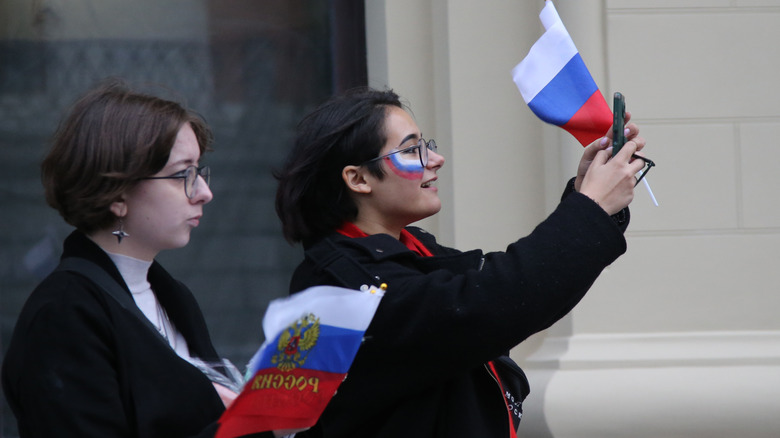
161, 158, 197, 174
397, 133, 420, 149
168, 157, 197, 167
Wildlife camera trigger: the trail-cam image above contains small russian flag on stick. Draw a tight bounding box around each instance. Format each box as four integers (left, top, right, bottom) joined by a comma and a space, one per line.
512, 1, 658, 206
512, 0, 611, 147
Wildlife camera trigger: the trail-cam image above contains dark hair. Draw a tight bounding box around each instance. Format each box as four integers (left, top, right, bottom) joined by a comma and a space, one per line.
41, 78, 213, 233
275, 87, 403, 244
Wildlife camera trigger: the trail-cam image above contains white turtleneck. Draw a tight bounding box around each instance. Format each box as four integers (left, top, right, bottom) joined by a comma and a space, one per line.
106, 251, 191, 360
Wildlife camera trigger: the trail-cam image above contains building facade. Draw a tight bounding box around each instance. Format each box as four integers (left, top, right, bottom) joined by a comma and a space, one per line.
366, 1, 780, 437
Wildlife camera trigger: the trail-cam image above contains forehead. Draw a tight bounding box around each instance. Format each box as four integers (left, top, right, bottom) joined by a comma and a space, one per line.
165, 123, 200, 166
382, 106, 420, 148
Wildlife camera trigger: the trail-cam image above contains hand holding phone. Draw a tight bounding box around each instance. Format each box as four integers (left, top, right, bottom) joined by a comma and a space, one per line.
612, 92, 626, 156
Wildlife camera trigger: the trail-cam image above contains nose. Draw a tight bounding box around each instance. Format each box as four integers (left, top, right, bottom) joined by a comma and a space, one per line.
191, 175, 213, 204
426, 149, 445, 169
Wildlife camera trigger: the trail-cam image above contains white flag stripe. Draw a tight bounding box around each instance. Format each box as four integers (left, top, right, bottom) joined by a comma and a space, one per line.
247, 285, 384, 375
511, 2, 576, 103
262, 285, 384, 340
539, 0, 560, 29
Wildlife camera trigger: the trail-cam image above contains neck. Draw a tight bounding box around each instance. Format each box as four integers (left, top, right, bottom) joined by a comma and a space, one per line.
88, 229, 157, 262
351, 218, 403, 240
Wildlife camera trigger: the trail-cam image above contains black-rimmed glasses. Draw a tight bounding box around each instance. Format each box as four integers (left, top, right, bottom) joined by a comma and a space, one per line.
632, 154, 655, 187
362, 138, 438, 168
142, 165, 210, 199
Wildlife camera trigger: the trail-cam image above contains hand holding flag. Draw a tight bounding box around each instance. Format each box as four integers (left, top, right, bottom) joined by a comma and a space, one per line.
512, 0, 657, 205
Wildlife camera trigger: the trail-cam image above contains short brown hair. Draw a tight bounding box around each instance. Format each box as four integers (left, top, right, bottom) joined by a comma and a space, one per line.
42, 78, 213, 233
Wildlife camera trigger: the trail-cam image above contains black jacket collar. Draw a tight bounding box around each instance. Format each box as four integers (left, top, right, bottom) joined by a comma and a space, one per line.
302, 226, 485, 287
59, 231, 212, 358
62, 231, 129, 290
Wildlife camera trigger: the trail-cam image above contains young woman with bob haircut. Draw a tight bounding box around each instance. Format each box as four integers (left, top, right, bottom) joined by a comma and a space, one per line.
274, 87, 647, 438
1, 79, 274, 438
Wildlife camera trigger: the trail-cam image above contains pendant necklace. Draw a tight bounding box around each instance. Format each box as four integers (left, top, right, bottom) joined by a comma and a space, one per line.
154, 296, 176, 349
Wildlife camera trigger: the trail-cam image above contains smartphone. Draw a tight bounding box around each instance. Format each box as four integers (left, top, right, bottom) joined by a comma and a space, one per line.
612, 92, 626, 156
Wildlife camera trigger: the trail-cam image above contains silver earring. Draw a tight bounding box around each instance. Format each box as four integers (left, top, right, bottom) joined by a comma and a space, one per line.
112, 218, 129, 244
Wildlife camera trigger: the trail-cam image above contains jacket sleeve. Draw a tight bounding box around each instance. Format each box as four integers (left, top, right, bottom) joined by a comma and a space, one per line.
348, 191, 627, 381
5, 275, 136, 437
561, 176, 630, 232
3, 274, 225, 438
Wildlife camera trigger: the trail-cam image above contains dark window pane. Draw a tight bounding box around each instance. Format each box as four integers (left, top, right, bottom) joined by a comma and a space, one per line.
0, 2, 365, 436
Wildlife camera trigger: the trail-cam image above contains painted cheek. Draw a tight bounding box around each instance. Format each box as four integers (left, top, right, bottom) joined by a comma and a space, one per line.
386, 154, 424, 180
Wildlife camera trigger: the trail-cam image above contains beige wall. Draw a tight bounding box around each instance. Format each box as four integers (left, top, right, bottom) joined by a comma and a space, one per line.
365, 0, 780, 436
366, 0, 546, 250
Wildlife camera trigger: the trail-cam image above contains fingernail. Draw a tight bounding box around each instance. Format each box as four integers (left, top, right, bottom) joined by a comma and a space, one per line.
624, 128, 630, 136
600, 137, 609, 146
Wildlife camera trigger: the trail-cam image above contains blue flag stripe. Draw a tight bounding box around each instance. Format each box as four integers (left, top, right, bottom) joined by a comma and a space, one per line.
526, 53, 599, 126
254, 324, 365, 374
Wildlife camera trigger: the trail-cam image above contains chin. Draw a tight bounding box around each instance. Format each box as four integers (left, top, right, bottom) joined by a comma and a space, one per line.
169, 233, 192, 250
427, 203, 442, 216
413, 206, 442, 223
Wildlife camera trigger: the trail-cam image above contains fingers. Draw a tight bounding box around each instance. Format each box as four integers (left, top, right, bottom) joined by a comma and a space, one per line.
625, 122, 639, 139
583, 137, 608, 161
618, 143, 647, 176
584, 133, 642, 167
592, 147, 612, 167
605, 113, 640, 142
614, 138, 640, 165
213, 383, 238, 408
604, 125, 632, 144
579, 116, 648, 214
631, 142, 645, 154
604, 110, 633, 139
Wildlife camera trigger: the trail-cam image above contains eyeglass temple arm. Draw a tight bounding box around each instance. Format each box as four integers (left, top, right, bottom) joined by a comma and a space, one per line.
631, 154, 655, 167
631, 154, 655, 187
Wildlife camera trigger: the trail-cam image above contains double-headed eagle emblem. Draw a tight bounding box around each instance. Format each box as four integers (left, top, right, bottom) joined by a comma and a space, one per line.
271, 313, 321, 372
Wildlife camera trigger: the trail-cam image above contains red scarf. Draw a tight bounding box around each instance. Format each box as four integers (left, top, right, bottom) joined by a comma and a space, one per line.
335, 222, 517, 437
336, 222, 433, 257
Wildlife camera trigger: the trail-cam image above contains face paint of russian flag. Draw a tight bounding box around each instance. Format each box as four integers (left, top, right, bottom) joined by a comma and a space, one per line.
385, 149, 424, 180
216, 285, 384, 438
511, 1, 612, 147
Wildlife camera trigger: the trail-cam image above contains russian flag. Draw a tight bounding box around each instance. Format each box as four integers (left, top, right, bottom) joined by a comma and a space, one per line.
512, 1, 612, 146
216, 285, 385, 438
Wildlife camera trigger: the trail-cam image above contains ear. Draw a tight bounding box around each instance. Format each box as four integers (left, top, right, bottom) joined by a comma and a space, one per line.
109, 197, 128, 218
342, 165, 372, 194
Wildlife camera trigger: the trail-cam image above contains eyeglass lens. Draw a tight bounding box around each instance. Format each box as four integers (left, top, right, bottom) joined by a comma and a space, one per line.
185, 166, 210, 198
420, 138, 437, 167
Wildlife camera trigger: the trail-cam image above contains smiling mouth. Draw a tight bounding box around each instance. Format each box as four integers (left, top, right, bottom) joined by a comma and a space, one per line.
421, 179, 436, 188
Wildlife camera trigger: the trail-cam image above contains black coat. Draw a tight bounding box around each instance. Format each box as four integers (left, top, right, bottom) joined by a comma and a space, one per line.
289, 187, 629, 438
2, 231, 226, 438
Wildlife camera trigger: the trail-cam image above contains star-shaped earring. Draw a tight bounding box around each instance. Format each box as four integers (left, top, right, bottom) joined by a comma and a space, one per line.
112, 218, 129, 244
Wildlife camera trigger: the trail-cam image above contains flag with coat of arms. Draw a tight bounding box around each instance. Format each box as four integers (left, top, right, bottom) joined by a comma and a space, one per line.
216, 285, 385, 438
